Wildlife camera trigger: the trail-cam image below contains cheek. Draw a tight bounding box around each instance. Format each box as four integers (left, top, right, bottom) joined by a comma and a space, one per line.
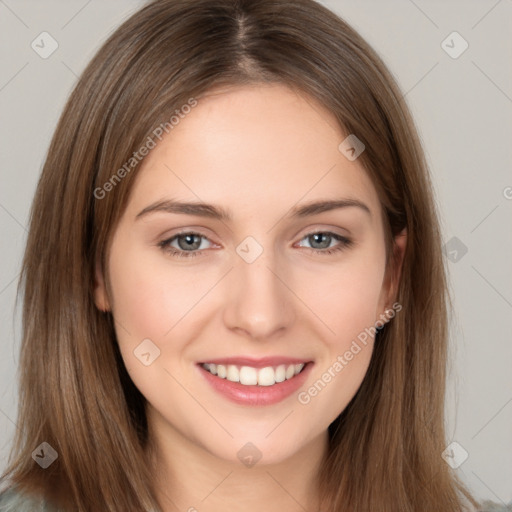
107, 242, 207, 342
294, 246, 385, 420
106, 242, 202, 399
298, 245, 386, 345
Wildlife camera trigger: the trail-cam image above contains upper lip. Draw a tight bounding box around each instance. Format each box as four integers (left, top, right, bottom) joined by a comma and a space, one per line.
198, 356, 313, 369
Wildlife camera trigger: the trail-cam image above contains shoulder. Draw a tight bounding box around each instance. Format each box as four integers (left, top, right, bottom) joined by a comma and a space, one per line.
0, 487, 58, 511
478, 501, 512, 512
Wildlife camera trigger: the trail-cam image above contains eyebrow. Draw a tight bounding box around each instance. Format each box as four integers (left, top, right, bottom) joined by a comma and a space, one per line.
135, 197, 371, 222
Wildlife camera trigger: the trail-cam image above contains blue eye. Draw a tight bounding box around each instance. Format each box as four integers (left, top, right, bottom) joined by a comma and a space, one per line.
158, 231, 352, 258
296, 232, 353, 255
158, 232, 212, 258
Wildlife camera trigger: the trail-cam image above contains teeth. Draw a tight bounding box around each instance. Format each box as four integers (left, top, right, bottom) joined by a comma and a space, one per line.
240, 366, 257, 385
226, 365, 239, 382
202, 362, 305, 386
275, 364, 286, 383
258, 366, 275, 386
216, 364, 227, 378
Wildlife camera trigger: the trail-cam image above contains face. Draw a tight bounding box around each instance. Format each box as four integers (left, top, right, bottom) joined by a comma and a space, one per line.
95, 83, 405, 467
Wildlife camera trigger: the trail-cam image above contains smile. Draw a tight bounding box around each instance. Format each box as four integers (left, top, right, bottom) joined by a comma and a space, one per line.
201, 362, 306, 387
196, 360, 314, 406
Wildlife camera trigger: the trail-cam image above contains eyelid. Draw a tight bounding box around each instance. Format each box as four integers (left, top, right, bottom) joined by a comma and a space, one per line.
293, 223, 351, 240
294, 230, 350, 246
157, 227, 219, 245
158, 230, 218, 250
158, 227, 353, 259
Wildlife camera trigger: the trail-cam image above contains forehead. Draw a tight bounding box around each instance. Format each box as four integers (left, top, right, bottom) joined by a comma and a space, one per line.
125, 84, 381, 224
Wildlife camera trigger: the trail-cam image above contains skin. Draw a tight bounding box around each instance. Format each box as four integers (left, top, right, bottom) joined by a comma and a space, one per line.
94, 83, 406, 512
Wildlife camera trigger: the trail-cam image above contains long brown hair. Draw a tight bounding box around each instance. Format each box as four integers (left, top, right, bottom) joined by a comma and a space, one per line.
1, 0, 480, 510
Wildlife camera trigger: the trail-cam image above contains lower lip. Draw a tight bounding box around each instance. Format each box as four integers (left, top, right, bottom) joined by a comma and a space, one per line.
197, 362, 314, 406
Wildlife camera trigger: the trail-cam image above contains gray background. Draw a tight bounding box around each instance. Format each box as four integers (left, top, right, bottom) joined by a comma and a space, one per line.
0, 0, 511, 505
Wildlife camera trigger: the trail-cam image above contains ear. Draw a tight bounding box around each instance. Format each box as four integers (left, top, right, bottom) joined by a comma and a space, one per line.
93, 258, 111, 313
380, 227, 407, 311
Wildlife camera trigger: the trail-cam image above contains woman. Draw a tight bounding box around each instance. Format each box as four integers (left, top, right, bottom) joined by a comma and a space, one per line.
0, 0, 508, 510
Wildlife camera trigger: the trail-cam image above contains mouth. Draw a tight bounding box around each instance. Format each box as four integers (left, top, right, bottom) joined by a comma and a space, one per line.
196, 359, 314, 406
199, 361, 309, 387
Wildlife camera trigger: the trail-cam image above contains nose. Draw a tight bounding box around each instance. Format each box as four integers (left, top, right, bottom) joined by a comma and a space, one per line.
223, 247, 295, 341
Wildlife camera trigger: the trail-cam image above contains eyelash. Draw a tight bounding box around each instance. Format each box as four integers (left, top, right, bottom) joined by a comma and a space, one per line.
157, 231, 353, 259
